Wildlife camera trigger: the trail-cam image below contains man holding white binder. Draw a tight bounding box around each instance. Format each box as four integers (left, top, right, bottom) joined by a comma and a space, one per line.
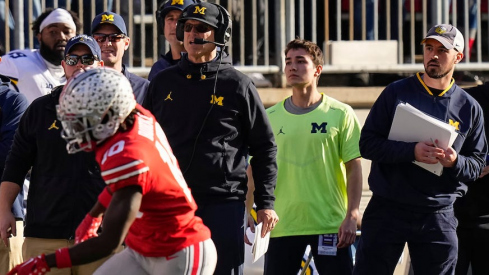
354, 24, 487, 275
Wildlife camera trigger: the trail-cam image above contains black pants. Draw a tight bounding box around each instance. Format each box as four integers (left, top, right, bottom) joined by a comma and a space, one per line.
353, 196, 458, 275
456, 227, 489, 275
195, 201, 245, 275
264, 235, 353, 275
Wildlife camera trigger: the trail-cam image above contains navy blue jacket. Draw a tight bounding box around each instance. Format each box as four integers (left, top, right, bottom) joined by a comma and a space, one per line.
360, 73, 487, 210
0, 75, 28, 219
148, 51, 179, 81
144, 52, 277, 210
455, 82, 489, 229
122, 64, 149, 104
2, 86, 106, 239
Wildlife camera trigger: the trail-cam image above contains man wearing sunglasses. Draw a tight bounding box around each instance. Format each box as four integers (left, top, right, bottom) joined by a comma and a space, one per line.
91, 11, 149, 104
0, 9, 80, 273
143, 2, 278, 274
148, 0, 197, 81
0, 8, 81, 104
0, 34, 113, 275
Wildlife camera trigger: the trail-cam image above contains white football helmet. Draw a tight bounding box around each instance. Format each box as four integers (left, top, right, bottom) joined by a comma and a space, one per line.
57, 67, 136, 154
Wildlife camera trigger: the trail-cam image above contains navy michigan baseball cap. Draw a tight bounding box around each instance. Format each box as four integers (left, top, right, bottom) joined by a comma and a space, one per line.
65, 34, 102, 60
91, 11, 127, 35
421, 24, 464, 52
179, 2, 220, 28
159, 0, 197, 19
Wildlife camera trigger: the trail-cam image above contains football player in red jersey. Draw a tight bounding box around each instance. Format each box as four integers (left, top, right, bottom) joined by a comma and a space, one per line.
8, 67, 217, 275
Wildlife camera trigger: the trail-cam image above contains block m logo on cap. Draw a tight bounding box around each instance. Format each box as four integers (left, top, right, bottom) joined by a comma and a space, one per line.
193, 6, 207, 15
101, 14, 114, 22
172, 0, 184, 4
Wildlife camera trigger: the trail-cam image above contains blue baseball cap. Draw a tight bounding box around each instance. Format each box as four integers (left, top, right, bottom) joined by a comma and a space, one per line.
91, 11, 127, 35
65, 34, 102, 60
159, 0, 197, 20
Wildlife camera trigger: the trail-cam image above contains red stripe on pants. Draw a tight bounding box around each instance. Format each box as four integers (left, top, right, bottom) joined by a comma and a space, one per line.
191, 243, 201, 275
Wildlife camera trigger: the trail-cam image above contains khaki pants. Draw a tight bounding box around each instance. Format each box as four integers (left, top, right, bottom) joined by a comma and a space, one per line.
0, 221, 24, 274
23, 237, 123, 275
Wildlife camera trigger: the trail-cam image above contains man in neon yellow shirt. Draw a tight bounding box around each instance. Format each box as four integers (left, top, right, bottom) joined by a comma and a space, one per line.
258, 39, 363, 274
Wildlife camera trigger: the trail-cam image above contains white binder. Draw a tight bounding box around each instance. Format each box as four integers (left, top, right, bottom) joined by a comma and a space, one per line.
388, 103, 458, 176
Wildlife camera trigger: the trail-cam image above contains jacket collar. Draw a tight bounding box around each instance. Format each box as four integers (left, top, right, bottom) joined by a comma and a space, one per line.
178, 51, 232, 79
416, 72, 456, 97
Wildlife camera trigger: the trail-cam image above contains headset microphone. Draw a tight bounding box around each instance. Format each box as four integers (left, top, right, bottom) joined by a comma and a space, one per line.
192, 38, 225, 47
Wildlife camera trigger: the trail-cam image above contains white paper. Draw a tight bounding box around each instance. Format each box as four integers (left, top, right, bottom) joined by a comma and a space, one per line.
388, 103, 458, 176
251, 222, 270, 263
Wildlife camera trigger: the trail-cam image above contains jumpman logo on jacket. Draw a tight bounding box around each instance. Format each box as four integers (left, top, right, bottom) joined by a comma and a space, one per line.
277, 126, 285, 135
165, 91, 173, 101
48, 120, 59, 130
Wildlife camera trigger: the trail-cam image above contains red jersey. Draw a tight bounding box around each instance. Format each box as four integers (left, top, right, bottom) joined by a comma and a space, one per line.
95, 106, 210, 257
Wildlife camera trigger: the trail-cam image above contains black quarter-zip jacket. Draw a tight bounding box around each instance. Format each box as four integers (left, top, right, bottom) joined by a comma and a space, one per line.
144, 52, 277, 210
2, 86, 105, 239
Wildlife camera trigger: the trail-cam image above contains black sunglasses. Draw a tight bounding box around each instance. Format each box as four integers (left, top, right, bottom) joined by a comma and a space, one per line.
183, 23, 212, 33
64, 54, 97, 66
92, 33, 126, 43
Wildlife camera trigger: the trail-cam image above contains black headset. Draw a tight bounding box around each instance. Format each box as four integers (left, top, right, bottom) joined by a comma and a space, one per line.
176, 3, 232, 45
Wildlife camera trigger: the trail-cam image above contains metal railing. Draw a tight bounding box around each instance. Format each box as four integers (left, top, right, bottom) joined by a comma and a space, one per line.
3, 0, 489, 86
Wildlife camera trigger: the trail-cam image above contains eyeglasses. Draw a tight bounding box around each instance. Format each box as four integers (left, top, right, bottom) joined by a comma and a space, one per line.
92, 33, 126, 43
64, 54, 98, 66
183, 23, 212, 33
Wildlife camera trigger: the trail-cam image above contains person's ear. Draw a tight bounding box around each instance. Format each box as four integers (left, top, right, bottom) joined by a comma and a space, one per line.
124, 37, 130, 51
454, 51, 463, 64
314, 65, 323, 77
61, 60, 66, 71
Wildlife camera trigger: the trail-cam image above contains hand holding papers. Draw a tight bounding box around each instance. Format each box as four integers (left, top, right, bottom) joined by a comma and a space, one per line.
388, 103, 458, 176
251, 222, 270, 263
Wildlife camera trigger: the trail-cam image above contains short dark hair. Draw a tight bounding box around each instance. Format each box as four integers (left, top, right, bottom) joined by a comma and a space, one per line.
284, 38, 324, 66
32, 8, 82, 36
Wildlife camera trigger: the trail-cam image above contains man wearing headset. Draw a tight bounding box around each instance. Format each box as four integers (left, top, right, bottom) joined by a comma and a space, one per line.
148, 0, 197, 81
143, 2, 279, 274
